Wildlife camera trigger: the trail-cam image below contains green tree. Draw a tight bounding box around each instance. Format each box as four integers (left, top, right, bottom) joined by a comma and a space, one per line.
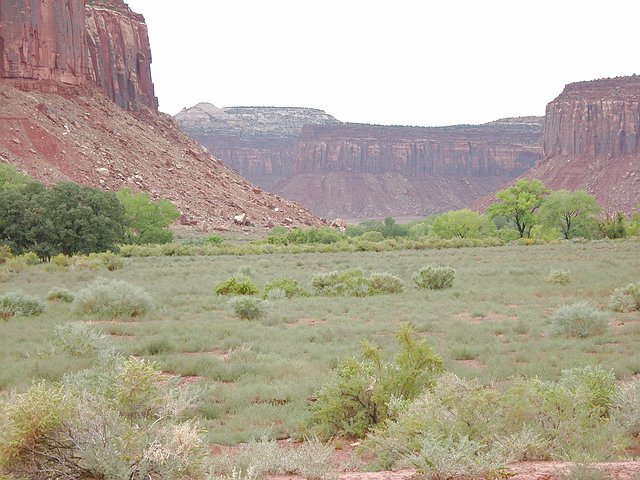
0, 163, 33, 191
537, 190, 601, 239
0, 182, 125, 259
430, 209, 497, 239
487, 179, 549, 238
598, 212, 627, 239
116, 189, 180, 244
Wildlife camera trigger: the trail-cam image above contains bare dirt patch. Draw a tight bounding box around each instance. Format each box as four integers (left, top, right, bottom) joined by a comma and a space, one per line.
179, 349, 229, 360
452, 311, 517, 324
456, 359, 485, 369
85, 320, 140, 326
287, 318, 327, 328
159, 372, 202, 387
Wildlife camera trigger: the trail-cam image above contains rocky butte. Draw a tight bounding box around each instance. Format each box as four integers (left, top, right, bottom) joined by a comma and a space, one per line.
0, 0, 323, 230
179, 106, 543, 219
519, 76, 640, 214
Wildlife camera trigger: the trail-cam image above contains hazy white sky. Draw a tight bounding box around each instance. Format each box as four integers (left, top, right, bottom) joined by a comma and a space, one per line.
126, 0, 639, 127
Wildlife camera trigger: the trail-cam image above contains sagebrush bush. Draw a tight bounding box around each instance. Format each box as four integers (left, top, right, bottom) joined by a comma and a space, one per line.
54, 323, 112, 357
367, 272, 405, 294
265, 288, 287, 300
363, 366, 627, 474
611, 378, 640, 437
0, 245, 13, 264
71, 278, 153, 318
50, 253, 72, 268
413, 264, 455, 289
308, 325, 443, 439
0, 292, 45, 319
230, 297, 268, 321
545, 269, 571, 285
312, 270, 404, 297
0, 355, 208, 480
607, 282, 640, 312
72, 252, 124, 271
551, 301, 608, 338
215, 276, 259, 296
263, 278, 310, 299
47, 288, 74, 303
210, 436, 333, 480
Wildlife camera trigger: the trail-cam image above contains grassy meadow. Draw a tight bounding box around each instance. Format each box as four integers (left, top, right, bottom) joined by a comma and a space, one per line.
1, 241, 639, 445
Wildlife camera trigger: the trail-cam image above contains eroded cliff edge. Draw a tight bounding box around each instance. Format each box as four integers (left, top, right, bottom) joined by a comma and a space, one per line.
0, 0, 156, 111
523, 76, 640, 214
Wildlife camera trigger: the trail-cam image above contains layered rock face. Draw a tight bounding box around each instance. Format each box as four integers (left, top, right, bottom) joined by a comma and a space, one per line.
293, 120, 541, 177
178, 103, 543, 218
274, 118, 543, 218
524, 76, 640, 214
0, 0, 88, 84
85, 0, 157, 111
0, 0, 157, 111
176, 104, 339, 188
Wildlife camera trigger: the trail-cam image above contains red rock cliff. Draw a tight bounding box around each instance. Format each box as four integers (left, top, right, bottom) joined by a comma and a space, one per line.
293, 121, 541, 177
85, 0, 157, 111
0, 0, 156, 111
271, 119, 542, 218
0, 0, 88, 84
524, 76, 640, 214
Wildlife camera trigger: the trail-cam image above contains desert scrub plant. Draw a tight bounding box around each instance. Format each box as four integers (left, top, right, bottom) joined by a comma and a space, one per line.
413, 264, 455, 289
54, 322, 112, 357
611, 377, 640, 437
0, 245, 13, 264
364, 367, 627, 473
263, 278, 310, 299
312, 270, 404, 297
230, 297, 268, 321
71, 278, 153, 318
308, 325, 443, 439
0, 292, 45, 319
367, 272, 405, 294
210, 435, 333, 480
72, 252, 124, 271
607, 282, 640, 312
551, 301, 608, 338
545, 269, 571, 285
0, 355, 208, 480
46, 288, 74, 303
215, 276, 259, 296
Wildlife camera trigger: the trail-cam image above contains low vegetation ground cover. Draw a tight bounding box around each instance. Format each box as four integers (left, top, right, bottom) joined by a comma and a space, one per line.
0, 240, 639, 450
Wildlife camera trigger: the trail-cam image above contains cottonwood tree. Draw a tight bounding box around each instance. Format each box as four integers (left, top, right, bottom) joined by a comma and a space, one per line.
116, 188, 180, 244
430, 209, 496, 239
537, 190, 600, 239
487, 179, 549, 238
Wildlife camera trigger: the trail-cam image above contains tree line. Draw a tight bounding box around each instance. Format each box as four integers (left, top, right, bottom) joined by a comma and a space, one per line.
0, 164, 179, 260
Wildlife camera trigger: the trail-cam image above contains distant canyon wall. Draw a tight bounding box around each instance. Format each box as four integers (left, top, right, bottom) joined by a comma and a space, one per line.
0, 0, 157, 111
178, 106, 544, 218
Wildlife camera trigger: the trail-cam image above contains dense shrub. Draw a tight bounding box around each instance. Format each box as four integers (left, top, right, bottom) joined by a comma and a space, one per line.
308, 326, 443, 439
607, 282, 640, 312
263, 278, 310, 299
551, 301, 608, 338
0, 355, 208, 480
364, 366, 626, 474
545, 269, 571, 285
0, 245, 13, 264
0, 292, 45, 319
611, 377, 640, 437
413, 264, 456, 289
47, 288, 74, 303
71, 278, 153, 318
50, 253, 72, 268
72, 252, 124, 271
367, 272, 405, 294
214, 276, 259, 296
54, 322, 111, 356
230, 297, 268, 321
312, 270, 404, 297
